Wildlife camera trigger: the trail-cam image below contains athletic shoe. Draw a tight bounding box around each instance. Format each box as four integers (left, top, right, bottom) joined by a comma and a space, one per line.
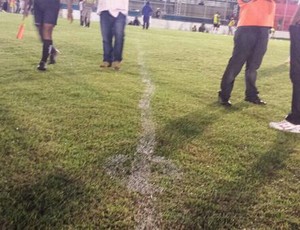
37, 61, 46, 71
218, 91, 232, 107
269, 120, 300, 133
49, 48, 59, 65
100, 61, 111, 68
112, 61, 121, 71
245, 97, 267, 105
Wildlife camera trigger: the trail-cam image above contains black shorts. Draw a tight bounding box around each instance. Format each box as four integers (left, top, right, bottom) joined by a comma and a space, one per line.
213, 23, 220, 28
34, 0, 60, 25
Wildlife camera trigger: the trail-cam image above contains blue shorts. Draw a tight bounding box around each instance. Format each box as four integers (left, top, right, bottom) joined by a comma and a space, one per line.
34, 0, 60, 25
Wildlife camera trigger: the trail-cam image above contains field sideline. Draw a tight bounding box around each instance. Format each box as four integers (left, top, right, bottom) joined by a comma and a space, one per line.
1, 13, 300, 229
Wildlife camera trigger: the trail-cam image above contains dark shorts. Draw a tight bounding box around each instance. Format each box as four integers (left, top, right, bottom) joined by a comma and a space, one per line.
213, 23, 220, 28
34, 0, 60, 25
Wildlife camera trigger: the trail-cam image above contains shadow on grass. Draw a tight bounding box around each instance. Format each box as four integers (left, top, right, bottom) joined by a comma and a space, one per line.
154, 103, 299, 229
155, 103, 246, 158
182, 133, 299, 229
0, 171, 89, 229
0, 106, 89, 228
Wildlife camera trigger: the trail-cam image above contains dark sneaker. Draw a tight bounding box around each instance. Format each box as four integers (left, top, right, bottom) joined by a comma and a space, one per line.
49, 48, 59, 65
37, 61, 46, 71
245, 97, 266, 105
218, 91, 232, 107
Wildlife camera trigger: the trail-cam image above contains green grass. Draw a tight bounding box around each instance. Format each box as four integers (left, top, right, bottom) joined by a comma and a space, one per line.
1, 13, 300, 229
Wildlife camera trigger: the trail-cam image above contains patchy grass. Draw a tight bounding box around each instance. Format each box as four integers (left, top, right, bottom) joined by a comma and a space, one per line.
0, 13, 299, 229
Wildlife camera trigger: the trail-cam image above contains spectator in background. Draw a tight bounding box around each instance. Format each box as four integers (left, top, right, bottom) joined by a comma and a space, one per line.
212, 12, 221, 33
218, 0, 276, 106
2, 0, 8, 12
191, 25, 197, 32
19, 0, 24, 13
79, 0, 84, 26
227, 17, 235, 35
23, 0, 74, 71
269, 6, 300, 133
82, 0, 95, 27
269, 27, 275, 38
142, 1, 153, 30
133, 16, 140, 26
9, 0, 16, 13
155, 8, 161, 18
198, 23, 207, 32
97, 0, 129, 70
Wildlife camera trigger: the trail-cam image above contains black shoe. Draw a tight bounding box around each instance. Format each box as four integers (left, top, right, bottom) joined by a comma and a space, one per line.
218, 91, 232, 107
37, 61, 46, 71
49, 48, 58, 65
245, 97, 266, 105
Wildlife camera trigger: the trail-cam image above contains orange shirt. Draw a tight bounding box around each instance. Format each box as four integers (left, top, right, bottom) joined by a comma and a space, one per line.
237, 0, 276, 27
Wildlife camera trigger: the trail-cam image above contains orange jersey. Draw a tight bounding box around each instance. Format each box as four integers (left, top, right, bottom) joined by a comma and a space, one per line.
237, 0, 276, 27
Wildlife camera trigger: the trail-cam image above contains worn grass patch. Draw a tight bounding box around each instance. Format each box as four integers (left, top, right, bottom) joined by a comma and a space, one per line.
1, 13, 299, 229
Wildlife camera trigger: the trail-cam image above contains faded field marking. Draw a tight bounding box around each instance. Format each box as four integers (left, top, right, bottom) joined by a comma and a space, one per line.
104, 46, 181, 230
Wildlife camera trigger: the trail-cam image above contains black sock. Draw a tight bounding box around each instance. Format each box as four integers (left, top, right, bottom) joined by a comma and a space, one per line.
41, 39, 53, 63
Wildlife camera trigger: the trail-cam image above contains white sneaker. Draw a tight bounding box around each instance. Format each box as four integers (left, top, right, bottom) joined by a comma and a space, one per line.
269, 120, 300, 133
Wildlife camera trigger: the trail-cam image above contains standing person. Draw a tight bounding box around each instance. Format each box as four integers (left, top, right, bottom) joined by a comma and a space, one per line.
97, 0, 129, 70
227, 17, 235, 35
212, 12, 221, 33
79, 0, 84, 26
23, 0, 74, 71
19, 0, 25, 14
142, 1, 153, 30
269, 7, 300, 133
218, 0, 276, 106
82, 0, 95, 27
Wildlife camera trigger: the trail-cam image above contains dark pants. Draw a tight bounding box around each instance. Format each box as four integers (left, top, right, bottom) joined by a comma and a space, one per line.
100, 11, 126, 63
219, 26, 270, 100
143, 16, 150, 29
286, 25, 300, 125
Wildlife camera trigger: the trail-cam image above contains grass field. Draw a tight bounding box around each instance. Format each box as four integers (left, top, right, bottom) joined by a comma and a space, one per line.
1, 13, 300, 229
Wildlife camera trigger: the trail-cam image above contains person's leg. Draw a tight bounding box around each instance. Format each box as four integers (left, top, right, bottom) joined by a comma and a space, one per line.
80, 10, 83, 26
112, 12, 126, 69
219, 27, 254, 102
34, 0, 59, 70
145, 16, 149, 29
100, 11, 114, 65
286, 24, 300, 124
85, 8, 91, 27
244, 27, 269, 102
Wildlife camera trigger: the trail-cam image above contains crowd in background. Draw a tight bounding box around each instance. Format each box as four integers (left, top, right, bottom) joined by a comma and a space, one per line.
0, 0, 26, 14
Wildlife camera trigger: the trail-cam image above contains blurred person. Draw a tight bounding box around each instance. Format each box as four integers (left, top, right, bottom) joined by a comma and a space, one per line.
191, 25, 197, 32
79, 0, 84, 26
82, 0, 95, 27
19, 0, 24, 13
155, 8, 161, 18
133, 16, 140, 26
212, 12, 220, 33
9, 0, 16, 13
23, 0, 74, 71
269, 6, 300, 133
97, 0, 129, 70
218, 0, 276, 106
227, 17, 235, 35
269, 27, 275, 38
198, 23, 206, 32
142, 1, 153, 30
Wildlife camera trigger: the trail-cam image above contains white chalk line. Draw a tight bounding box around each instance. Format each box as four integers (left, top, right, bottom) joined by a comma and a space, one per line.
103, 44, 182, 230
